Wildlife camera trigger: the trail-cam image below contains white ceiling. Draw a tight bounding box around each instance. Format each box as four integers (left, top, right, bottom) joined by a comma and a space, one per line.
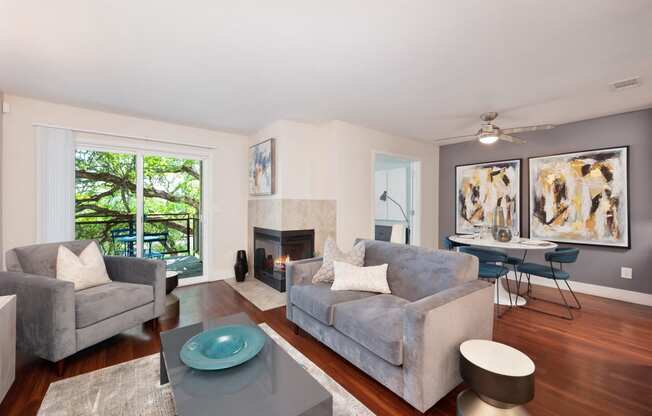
1, 1, 651, 142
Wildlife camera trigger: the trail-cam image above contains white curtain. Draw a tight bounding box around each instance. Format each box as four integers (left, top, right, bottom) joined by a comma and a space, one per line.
35, 126, 75, 243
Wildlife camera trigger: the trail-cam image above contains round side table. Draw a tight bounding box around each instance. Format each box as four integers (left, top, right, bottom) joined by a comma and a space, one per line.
457, 339, 535, 416
162, 271, 180, 319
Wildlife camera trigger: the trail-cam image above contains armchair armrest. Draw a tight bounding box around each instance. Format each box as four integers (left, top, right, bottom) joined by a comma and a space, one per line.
285, 257, 323, 320
402, 280, 494, 412
0, 272, 76, 362
103, 256, 166, 317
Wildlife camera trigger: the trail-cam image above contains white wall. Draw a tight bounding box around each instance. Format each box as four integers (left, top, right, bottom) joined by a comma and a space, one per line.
330, 121, 438, 249
249, 120, 336, 200
250, 119, 439, 250
1, 95, 249, 277
0, 93, 3, 270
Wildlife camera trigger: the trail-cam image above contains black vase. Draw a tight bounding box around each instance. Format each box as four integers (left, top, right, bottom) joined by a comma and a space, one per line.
234, 250, 248, 282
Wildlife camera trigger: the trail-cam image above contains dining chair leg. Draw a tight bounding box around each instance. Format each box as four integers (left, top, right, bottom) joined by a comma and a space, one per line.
521, 277, 577, 320
553, 279, 574, 320
564, 280, 582, 310
530, 279, 581, 310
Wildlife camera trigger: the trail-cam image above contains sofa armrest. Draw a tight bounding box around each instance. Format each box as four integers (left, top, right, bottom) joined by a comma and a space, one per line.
285, 257, 323, 320
402, 280, 494, 412
103, 256, 166, 317
0, 271, 76, 362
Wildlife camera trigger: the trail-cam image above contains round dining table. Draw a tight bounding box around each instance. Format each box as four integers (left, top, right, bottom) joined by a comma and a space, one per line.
448, 234, 557, 307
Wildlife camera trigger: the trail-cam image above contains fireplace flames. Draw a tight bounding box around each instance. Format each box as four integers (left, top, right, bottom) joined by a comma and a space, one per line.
274, 254, 291, 271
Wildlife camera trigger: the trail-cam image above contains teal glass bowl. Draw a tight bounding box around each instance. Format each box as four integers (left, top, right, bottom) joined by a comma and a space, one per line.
180, 324, 266, 370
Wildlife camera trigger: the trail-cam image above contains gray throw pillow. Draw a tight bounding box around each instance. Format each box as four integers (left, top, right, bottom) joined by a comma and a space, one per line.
312, 238, 365, 284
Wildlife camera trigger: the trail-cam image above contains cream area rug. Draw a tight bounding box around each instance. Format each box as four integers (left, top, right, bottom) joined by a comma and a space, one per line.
38, 323, 374, 416
224, 277, 287, 311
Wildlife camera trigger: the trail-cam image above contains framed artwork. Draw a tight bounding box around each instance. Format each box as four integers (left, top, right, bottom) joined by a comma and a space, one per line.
249, 138, 275, 195
455, 159, 521, 235
528, 146, 630, 248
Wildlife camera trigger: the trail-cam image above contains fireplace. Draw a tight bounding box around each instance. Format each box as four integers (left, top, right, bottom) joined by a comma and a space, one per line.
253, 227, 315, 292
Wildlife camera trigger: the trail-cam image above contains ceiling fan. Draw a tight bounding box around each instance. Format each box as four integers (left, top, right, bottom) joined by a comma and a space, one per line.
444, 112, 555, 144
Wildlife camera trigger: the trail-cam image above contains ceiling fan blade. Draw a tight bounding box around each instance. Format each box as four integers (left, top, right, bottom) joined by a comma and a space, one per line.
499, 134, 526, 144
501, 124, 555, 134
433, 134, 478, 143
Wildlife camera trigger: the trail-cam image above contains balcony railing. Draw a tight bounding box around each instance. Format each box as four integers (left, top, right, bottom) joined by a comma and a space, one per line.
75, 212, 200, 259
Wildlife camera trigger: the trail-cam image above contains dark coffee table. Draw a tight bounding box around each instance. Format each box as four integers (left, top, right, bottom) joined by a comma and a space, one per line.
160, 313, 332, 416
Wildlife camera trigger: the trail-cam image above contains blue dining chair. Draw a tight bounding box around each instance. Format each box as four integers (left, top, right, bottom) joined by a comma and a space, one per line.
459, 246, 512, 317
442, 236, 470, 251
517, 247, 581, 320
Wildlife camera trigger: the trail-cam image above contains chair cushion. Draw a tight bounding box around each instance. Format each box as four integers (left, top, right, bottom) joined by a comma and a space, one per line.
517, 263, 570, 279
56, 243, 111, 291
75, 281, 153, 328
333, 295, 408, 365
11, 240, 98, 277
289, 283, 375, 326
478, 264, 509, 279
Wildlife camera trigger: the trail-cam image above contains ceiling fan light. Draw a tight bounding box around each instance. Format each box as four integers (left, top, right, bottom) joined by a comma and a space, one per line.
478, 133, 499, 144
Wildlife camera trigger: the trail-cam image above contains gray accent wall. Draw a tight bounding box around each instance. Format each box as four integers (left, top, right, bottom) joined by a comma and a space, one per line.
439, 109, 652, 294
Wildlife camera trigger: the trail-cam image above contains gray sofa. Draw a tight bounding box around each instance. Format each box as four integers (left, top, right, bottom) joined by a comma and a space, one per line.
286, 239, 494, 413
0, 240, 165, 369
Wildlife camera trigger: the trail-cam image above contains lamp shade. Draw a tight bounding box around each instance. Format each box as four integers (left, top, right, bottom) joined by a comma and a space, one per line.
478, 132, 499, 144
379, 191, 388, 201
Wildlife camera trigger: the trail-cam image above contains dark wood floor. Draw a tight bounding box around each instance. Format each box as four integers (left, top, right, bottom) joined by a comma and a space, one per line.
1, 280, 651, 416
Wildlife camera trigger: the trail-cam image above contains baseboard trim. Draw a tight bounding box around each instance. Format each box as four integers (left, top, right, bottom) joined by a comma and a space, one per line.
506, 272, 652, 307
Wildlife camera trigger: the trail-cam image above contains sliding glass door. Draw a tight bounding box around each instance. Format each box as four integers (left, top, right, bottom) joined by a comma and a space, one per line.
142, 156, 203, 277
75, 149, 204, 279
75, 149, 138, 256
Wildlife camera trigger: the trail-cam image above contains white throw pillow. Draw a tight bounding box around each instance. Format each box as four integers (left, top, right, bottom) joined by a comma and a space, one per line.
312, 238, 365, 284
56, 243, 111, 291
331, 261, 391, 294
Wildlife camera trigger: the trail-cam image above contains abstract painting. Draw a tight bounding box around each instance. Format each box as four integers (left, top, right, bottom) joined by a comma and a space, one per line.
455, 159, 521, 234
529, 146, 629, 247
249, 139, 274, 195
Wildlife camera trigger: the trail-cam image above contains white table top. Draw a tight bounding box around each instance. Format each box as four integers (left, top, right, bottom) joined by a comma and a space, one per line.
460, 339, 535, 377
0, 295, 16, 309
449, 235, 557, 250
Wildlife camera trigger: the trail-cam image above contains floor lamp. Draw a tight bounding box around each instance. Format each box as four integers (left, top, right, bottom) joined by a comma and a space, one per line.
379, 191, 410, 244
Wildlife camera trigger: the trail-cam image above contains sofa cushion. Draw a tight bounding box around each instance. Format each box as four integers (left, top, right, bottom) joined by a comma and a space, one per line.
312, 239, 365, 284
75, 281, 153, 328
333, 294, 408, 365
289, 283, 375, 326
359, 239, 478, 301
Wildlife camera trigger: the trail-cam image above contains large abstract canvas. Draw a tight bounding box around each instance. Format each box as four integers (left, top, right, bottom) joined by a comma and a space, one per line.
249, 139, 274, 195
529, 146, 629, 247
455, 159, 521, 234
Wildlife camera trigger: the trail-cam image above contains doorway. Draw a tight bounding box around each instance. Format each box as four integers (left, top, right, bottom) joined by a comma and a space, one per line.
373, 153, 420, 245
75, 148, 204, 280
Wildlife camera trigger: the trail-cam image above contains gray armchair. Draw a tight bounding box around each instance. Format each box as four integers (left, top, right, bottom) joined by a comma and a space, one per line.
0, 240, 165, 371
